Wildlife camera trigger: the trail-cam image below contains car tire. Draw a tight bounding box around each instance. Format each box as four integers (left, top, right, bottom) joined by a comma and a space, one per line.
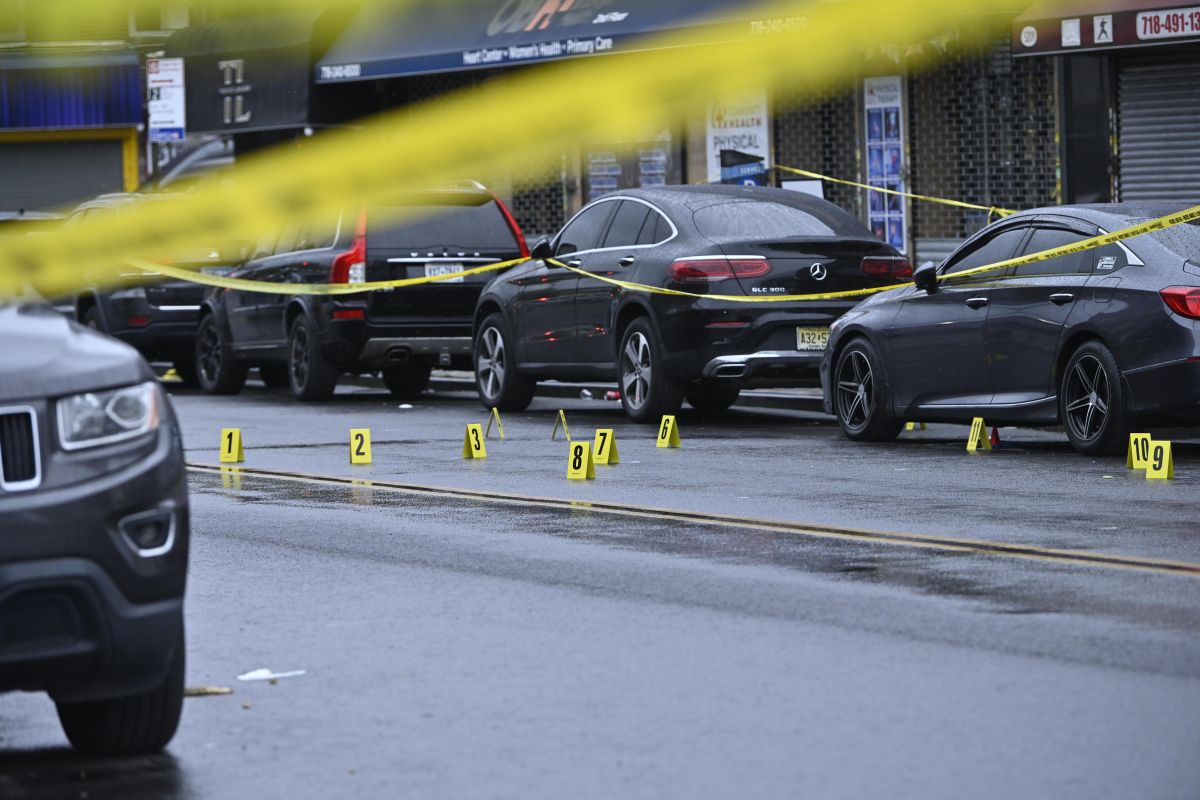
833, 337, 903, 442
55, 634, 184, 757
258, 363, 291, 388
685, 381, 740, 414
382, 362, 432, 399
173, 355, 199, 387
195, 314, 247, 395
619, 317, 684, 424
288, 314, 339, 401
1060, 340, 1130, 456
474, 313, 536, 411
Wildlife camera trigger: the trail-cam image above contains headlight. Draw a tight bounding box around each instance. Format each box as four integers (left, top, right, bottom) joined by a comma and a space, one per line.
57, 381, 161, 451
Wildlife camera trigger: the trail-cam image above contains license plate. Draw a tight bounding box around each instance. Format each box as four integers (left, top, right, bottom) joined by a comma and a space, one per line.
425, 263, 464, 283
796, 326, 830, 351
201, 267, 233, 277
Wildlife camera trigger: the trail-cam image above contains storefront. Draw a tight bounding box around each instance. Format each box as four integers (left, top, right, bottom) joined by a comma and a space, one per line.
0, 49, 141, 212
1014, 0, 1200, 204
311, 0, 795, 236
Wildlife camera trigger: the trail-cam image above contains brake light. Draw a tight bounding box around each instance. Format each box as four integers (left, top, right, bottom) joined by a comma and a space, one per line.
1161, 286, 1200, 319
861, 256, 913, 280
670, 257, 771, 283
490, 192, 530, 258
332, 309, 365, 321
330, 208, 367, 284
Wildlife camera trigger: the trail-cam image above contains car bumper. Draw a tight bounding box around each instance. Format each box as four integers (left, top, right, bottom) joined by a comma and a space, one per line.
701, 349, 825, 380
0, 424, 188, 701
358, 336, 473, 367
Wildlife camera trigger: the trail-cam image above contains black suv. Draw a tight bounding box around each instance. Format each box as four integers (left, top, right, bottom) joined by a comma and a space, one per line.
0, 299, 188, 755
196, 183, 529, 400
69, 193, 237, 384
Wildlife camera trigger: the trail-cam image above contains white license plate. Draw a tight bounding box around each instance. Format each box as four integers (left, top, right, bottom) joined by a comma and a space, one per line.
796, 326, 830, 351
425, 263, 464, 283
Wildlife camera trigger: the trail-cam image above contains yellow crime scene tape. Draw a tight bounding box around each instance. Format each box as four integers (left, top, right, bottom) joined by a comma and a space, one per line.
131, 256, 530, 296
0, 0, 1044, 301
543, 202, 1200, 304
774, 165, 1017, 218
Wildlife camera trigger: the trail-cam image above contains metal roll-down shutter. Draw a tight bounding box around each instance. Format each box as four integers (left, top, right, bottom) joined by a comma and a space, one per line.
1118, 52, 1200, 204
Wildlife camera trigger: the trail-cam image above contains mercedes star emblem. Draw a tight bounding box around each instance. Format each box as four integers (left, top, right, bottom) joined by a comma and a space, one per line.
810, 263, 828, 281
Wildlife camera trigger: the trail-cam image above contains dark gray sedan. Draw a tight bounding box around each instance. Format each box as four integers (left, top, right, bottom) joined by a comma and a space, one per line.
822, 203, 1200, 455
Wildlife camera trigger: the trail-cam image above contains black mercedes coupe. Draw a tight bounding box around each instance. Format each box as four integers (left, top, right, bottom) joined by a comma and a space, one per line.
821, 204, 1200, 455
472, 185, 909, 422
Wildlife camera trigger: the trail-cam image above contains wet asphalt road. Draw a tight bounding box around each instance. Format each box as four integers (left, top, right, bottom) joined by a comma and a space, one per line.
2, 381, 1199, 799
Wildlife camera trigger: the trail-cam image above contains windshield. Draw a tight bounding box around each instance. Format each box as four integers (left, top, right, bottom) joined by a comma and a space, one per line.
693, 200, 867, 239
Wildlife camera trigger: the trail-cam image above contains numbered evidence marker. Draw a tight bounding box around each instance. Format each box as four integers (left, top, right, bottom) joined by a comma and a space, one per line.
1127, 433, 1152, 469
966, 417, 991, 453
657, 415, 681, 449
485, 407, 506, 440
593, 428, 619, 465
567, 441, 596, 480
350, 428, 372, 464
551, 409, 571, 441
219, 428, 244, 463
1146, 440, 1175, 480
462, 423, 487, 459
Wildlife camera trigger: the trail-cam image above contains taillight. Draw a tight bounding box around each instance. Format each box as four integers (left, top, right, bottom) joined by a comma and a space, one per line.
490, 193, 530, 258
331, 209, 367, 285
669, 257, 771, 284
862, 256, 913, 280
1161, 286, 1200, 319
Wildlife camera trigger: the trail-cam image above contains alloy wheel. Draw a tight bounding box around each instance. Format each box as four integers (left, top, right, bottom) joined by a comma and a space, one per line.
621, 331, 652, 411
290, 325, 309, 389
836, 349, 874, 431
1064, 354, 1109, 442
198, 322, 222, 384
477, 327, 506, 401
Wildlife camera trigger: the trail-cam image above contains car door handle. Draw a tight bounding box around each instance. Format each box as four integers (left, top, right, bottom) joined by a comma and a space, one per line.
619, 256, 636, 267
965, 296, 989, 310
566, 259, 582, 268
1049, 292, 1075, 306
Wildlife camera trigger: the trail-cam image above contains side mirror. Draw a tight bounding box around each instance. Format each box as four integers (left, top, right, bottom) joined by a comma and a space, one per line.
913, 263, 938, 294
529, 237, 552, 260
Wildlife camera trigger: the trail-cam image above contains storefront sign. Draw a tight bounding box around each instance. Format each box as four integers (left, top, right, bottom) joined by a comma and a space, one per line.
147, 57, 186, 143
864, 75, 907, 254
1014, 4, 1200, 55
706, 90, 771, 185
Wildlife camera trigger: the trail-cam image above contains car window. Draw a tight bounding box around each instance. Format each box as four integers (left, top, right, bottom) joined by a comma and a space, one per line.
693, 201, 838, 239
369, 197, 517, 252
1014, 227, 1093, 277
602, 201, 651, 249
942, 226, 1028, 276
251, 231, 278, 261
274, 222, 304, 255
556, 201, 617, 256
637, 209, 672, 245
1093, 243, 1132, 273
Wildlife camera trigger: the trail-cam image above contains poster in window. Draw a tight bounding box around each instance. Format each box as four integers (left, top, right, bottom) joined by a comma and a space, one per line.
864, 75, 907, 255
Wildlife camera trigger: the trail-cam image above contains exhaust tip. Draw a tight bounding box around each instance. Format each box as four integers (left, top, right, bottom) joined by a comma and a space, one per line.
386, 347, 412, 362
714, 364, 747, 378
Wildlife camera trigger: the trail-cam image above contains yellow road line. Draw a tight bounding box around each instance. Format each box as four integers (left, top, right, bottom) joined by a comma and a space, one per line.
187, 463, 1200, 579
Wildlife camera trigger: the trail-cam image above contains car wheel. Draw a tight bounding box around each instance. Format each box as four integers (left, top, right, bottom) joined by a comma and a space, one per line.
195, 314, 247, 395
173, 355, 199, 387
475, 313, 536, 411
288, 314, 339, 401
1061, 341, 1129, 456
257, 363, 291, 388
685, 381, 740, 414
834, 337, 903, 441
56, 634, 184, 756
619, 317, 684, 424
382, 362, 432, 399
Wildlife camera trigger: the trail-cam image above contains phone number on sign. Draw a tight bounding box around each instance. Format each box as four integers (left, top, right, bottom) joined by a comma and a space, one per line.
1137, 7, 1200, 39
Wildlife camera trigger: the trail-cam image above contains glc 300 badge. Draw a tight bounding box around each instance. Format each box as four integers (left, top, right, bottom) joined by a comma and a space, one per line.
810, 263, 828, 281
